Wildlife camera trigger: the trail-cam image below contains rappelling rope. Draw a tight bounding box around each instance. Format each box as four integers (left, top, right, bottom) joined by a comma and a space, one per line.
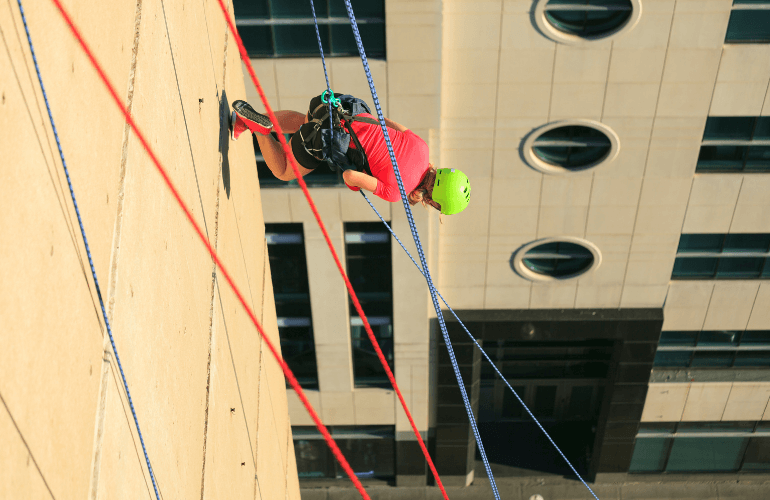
339, 2, 501, 497
360, 193, 601, 499
307, 1, 449, 497
16, 1, 161, 499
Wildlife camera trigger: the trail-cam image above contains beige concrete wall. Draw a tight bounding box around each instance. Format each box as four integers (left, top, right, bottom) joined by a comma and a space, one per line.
0, 1, 299, 498
642, 382, 770, 422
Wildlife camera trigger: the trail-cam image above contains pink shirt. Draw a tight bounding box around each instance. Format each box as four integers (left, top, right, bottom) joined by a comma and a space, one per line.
344, 114, 429, 202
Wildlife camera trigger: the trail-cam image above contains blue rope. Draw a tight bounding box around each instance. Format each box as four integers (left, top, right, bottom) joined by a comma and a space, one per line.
340, 3, 500, 498
17, 3, 161, 499
308, 0, 334, 156
360, 193, 601, 500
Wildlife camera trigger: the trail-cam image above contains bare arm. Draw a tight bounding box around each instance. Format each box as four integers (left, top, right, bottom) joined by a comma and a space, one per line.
384, 117, 409, 133
342, 170, 378, 193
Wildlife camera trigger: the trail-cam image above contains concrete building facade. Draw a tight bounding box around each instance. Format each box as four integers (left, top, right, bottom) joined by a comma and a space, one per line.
2, 0, 299, 498
237, 0, 770, 494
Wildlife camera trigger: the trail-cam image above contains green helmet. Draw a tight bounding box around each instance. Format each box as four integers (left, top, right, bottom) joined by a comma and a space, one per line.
432, 168, 470, 215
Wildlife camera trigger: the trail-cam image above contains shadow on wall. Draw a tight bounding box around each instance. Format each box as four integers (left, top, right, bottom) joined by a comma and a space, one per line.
219, 89, 231, 198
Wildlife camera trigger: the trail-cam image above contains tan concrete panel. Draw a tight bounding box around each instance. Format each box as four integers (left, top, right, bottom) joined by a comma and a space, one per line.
589, 234, 633, 254
717, 45, 770, 83
540, 175, 592, 207
603, 83, 660, 118
639, 177, 692, 207
354, 388, 396, 425
537, 206, 588, 238
245, 60, 278, 103
681, 383, 732, 421
0, 399, 56, 499
710, 82, 770, 116
553, 46, 611, 84
95, 367, 156, 500
485, 253, 535, 287
666, 281, 714, 308
500, 11, 556, 50
747, 283, 770, 331
703, 282, 760, 331
387, 24, 441, 63
625, 255, 675, 286
499, 48, 555, 84
330, 58, 388, 116
631, 233, 680, 254
439, 286, 486, 310
620, 285, 669, 308
388, 61, 441, 97
530, 283, 578, 309
496, 82, 551, 119
656, 82, 714, 117
490, 178, 542, 208
274, 59, 331, 99
722, 383, 770, 422
608, 49, 667, 83
662, 49, 722, 83
682, 205, 735, 233
285, 440, 302, 500
577, 260, 627, 286
668, 10, 731, 50
590, 178, 643, 207
764, 85, 770, 116
320, 392, 356, 425
730, 203, 770, 233
444, 11, 501, 51
644, 138, 701, 178
260, 190, 292, 222
614, 4, 675, 50
286, 389, 321, 426
688, 175, 741, 206
550, 83, 605, 121
641, 383, 688, 422
442, 49, 498, 86
1, 19, 105, 497
595, 147, 648, 178
255, 364, 287, 500
340, 188, 391, 223
484, 286, 532, 309
4, 0, 138, 282
574, 285, 622, 309
585, 206, 637, 235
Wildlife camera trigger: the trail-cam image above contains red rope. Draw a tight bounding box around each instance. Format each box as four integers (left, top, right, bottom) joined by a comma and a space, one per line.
214, 2, 451, 498
46, 0, 370, 498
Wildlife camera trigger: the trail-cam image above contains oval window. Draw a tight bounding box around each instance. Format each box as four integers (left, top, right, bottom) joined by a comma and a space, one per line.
545, 0, 634, 37
512, 238, 602, 281
532, 126, 612, 170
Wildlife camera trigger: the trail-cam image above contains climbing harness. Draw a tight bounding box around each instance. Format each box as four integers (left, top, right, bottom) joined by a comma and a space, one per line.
432, 168, 471, 215
17, 1, 161, 499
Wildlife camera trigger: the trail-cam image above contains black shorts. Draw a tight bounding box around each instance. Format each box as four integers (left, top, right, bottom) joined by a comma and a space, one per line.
289, 92, 346, 171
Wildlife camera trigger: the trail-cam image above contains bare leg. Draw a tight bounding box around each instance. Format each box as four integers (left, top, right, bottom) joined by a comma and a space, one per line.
255, 110, 311, 181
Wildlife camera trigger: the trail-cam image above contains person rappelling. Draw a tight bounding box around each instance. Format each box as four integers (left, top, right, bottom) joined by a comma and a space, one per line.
229, 91, 471, 216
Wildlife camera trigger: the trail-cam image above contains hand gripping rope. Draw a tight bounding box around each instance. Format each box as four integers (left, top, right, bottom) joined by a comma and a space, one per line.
360, 193, 601, 500
46, 0, 375, 498
338, 2, 502, 499
16, 1, 161, 499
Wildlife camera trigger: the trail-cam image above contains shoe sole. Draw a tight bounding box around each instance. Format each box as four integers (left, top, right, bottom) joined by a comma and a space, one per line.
230, 111, 237, 141
232, 100, 272, 133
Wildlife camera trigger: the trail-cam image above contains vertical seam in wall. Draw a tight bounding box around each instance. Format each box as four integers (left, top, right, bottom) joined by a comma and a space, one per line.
726, 176, 744, 233
253, 240, 268, 500
700, 284, 716, 331
744, 282, 762, 331
200, 23, 229, 500
618, 1, 678, 306
679, 379, 693, 421
576, 173, 597, 308
719, 383, 734, 421
89, 1, 143, 497
599, 41, 614, 120
547, 44, 557, 122
481, 0, 506, 309
705, 47, 725, 118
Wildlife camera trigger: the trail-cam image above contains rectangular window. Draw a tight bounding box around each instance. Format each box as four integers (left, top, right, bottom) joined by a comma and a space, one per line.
697, 117, 770, 173
292, 425, 395, 479
725, 1, 770, 43
233, 0, 386, 58
345, 222, 394, 388
255, 134, 345, 188
654, 330, 770, 369
671, 233, 770, 280
265, 223, 319, 388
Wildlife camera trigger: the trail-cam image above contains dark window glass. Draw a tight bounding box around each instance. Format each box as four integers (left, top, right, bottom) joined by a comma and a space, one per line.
660, 331, 698, 346
734, 351, 770, 367
677, 234, 724, 253
502, 385, 527, 419
745, 146, 770, 172
346, 222, 393, 388
545, 0, 633, 37
522, 241, 595, 278
293, 436, 333, 478
235, 0, 385, 58
266, 223, 319, 388
764, 259, 770, 278
629, 438, 670, 472
699, 331, 739, 346
755, 117, 770, 140
666, 437, 749, 472
726, 10, 770, 43
703, 116, 756, 140
696, 145, 746, 172
653, 351, 692, 367
534, 385, 558, 418
333, 426, 395, 479
742, 437, 770, 471
533, 126, 612, 169
567, 385, 595, 418
716, 257, 764, 278
723, 234, 770, 253
691, 351, 734, 368
672, 257, 718, 278
741, 331, 770, 344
